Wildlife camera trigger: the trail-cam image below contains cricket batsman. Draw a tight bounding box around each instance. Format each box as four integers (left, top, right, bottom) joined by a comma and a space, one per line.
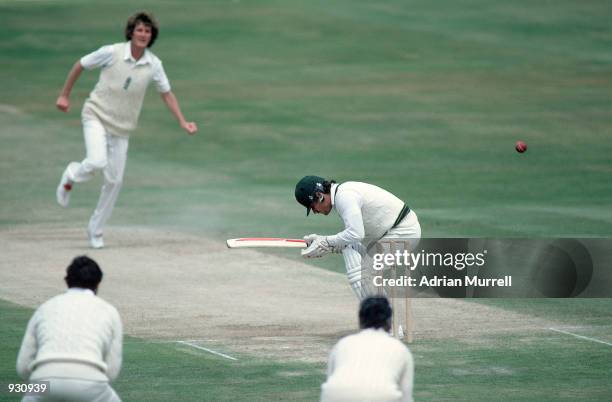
294, 176, 421, 300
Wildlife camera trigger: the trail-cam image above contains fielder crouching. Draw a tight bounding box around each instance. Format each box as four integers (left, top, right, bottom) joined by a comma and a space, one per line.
294, 176, 421, 300
16, 256, 123, 402
320, 296, 414, 402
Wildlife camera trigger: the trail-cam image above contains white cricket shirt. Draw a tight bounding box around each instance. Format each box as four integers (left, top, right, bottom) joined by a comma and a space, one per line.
327, 182, 406, 248
81, 42, 170, 93
321, 328, 414, 402
16, 288, 123, 382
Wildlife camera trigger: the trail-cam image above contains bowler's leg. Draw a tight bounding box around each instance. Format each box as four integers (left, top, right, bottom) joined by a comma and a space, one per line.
56, 118, 109, 207
87, 134, 129, 249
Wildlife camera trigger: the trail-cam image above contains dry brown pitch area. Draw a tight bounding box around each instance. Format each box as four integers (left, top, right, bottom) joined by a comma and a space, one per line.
0, 225, 555, 362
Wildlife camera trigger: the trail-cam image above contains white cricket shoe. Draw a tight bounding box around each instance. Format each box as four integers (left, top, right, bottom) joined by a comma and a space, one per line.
56, 163, 78, 208
88, 228, 104, 249
56, 174, 73, 207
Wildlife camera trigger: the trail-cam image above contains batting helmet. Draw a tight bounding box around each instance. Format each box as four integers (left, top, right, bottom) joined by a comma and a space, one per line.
294, 175, 325, 216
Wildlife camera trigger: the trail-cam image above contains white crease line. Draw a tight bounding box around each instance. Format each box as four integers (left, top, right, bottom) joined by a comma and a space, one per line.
176, 340, 238, 361
548, 327, 612, 347
124, 339, 217, 344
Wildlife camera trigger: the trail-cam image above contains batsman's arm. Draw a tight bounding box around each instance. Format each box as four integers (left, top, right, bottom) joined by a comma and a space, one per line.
160, 91, 198, 135
323, 189, 366, 249
326, 207, 365, 248
56, 61, 84, 113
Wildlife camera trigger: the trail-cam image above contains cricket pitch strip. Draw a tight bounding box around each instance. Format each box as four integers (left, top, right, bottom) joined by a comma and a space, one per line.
0, 225, 556, 363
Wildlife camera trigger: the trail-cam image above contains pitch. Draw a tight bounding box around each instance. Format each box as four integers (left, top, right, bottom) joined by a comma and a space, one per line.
1, 0, 611, 400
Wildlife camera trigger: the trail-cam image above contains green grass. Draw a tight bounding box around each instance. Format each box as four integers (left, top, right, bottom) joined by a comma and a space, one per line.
1, 0, 612, 400
0, 300, 325, 402
2, 299, 611, 401
466, 298, 612, 326
1, 0, 611, 271
415, 333, 612, 402
1, 0, 611, 241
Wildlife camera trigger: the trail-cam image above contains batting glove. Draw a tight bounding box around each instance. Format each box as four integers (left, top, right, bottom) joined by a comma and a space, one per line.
303, 234, 320, 246
330, 244, 346, 254
301, 234, 332, 258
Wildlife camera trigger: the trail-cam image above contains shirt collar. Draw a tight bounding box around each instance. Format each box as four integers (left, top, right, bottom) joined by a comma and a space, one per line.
330, 183, 339, 208
67, 287, 95, 296
363, 327, 391, 336
123, 41, 151, 66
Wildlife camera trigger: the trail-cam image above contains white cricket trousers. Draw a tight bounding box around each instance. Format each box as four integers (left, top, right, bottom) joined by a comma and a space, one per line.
21, 378, 121, 402
64, 117, 129, 237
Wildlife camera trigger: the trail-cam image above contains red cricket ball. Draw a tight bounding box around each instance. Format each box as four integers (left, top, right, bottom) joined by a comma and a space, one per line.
515, 140, 527, 153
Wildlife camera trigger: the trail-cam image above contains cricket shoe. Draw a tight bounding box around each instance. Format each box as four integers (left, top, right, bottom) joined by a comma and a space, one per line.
56, 163, 78, 207
87, 228, 104, 249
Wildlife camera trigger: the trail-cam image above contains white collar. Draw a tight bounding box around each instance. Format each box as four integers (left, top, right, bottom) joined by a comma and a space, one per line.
67, 287, 95, 296
123, 41, 151, 65
362, 327, 391, 336
330, 183, 339, 208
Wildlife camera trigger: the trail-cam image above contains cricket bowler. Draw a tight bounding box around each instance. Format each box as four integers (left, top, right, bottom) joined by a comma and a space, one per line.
55, 11, 198, 248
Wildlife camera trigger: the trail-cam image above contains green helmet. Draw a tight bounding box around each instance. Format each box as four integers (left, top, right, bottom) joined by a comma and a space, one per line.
294, 175, 325, 216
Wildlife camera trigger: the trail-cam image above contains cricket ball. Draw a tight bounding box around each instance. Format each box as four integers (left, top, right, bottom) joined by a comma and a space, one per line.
515, 140, 527, 153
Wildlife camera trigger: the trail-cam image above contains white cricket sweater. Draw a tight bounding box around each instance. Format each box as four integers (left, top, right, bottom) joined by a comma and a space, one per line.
321, 328, 414, 402
16, 288, 123, 382
327, 182, 407, 248
81, 42, 167, 137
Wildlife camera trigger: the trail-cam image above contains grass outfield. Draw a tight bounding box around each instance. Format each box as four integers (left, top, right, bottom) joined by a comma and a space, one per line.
1, 0, 611, 242
2, 299, 611, 401
0, 300, 325, 402
1, 0, 612, 401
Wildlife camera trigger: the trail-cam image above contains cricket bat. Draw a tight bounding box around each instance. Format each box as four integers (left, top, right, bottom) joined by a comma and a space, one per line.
226, 237, 308, 249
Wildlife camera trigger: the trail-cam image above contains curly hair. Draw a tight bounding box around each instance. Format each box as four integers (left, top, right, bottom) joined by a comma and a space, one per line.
322, 180, 337, 194
125, 11, 159, 48
359, 296, 392, 331
65, 256, 103, 291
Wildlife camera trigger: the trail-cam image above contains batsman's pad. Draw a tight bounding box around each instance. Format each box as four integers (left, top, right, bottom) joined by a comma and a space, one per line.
343, 245, 372, 300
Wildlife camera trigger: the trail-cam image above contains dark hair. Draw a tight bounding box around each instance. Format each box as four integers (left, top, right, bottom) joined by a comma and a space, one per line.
125, 11, 159, 48
65, 256, 103, 291
322, 180, 336, 194
359, 296, 392, 331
